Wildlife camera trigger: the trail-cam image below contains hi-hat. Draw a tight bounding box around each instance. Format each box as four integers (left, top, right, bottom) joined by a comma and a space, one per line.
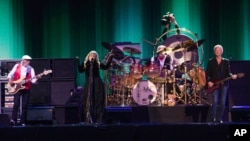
123, 46, 141, 54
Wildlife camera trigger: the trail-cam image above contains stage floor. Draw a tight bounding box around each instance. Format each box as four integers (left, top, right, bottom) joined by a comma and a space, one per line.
0, 122, 249, 141
1, 105, 250, 141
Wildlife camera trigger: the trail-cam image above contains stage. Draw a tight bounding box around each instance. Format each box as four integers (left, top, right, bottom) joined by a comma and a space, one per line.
1, 105, 250, 141
0, 121, 249, 141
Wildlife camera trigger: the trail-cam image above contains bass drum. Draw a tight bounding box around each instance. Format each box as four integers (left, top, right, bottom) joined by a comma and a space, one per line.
132, 80, 157, 105
157, 28, 204, 76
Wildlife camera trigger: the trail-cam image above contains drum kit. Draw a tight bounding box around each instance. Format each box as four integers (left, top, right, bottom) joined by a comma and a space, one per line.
104, 28, 208, 107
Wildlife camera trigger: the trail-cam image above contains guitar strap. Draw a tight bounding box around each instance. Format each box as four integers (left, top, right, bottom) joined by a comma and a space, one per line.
24, 66, 32, 89
26, 66, 31, 76
220, 59, 224, 81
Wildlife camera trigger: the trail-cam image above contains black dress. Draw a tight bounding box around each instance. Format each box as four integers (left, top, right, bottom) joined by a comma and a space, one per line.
78, 59, 112, 123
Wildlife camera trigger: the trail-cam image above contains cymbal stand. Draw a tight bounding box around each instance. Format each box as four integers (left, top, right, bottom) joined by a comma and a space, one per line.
191, 65, 210, 105
120, 70, 125, 107
183, 65, 188, 104
162, 67, 169, 106
173, 67, 186, 103
172, 67, 185, 104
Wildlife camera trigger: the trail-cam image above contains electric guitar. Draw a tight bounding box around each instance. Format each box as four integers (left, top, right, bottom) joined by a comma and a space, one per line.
205, 73, 245, 95
6, 69, 52, 95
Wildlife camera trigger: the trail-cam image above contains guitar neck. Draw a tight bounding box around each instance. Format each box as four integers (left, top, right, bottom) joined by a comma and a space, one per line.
215, 76, 232, 84
23, 73, 43, 83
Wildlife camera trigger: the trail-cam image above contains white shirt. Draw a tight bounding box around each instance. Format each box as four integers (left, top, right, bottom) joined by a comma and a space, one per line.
7, 63, 37, 83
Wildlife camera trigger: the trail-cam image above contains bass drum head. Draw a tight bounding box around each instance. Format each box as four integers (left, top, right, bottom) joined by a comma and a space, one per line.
161, 28, 200, 76
132, 80, 157, 105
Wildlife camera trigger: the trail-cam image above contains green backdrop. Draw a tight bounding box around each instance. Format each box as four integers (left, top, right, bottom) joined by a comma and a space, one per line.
0, 0, 249, 86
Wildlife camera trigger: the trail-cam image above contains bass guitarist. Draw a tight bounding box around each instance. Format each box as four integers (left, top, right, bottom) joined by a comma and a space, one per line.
7, 55, 41, 126
205, 44, 237, 123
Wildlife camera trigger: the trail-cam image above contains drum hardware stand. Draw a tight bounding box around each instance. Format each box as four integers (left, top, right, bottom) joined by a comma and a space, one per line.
191, 65, 210, 105
121, 84, 125, 107
182, 64, 188, 104
161, 66, 169, 106
172, 65, 185, 104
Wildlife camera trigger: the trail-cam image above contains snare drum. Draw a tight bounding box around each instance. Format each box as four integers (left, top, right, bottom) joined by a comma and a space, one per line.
132, 80, 157, 105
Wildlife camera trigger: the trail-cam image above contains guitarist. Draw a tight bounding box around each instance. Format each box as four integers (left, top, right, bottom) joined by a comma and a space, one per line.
205, 44, 237, 123
7, 55, 41, 126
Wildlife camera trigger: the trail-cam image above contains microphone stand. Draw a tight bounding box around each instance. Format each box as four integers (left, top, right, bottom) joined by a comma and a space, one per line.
86, 60, 93, 124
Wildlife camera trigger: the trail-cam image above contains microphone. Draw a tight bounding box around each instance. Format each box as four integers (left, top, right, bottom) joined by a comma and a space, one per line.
91, 58, 94, 62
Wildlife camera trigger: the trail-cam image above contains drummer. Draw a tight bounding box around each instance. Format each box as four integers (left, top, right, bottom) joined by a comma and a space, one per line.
151, 45, 173, 74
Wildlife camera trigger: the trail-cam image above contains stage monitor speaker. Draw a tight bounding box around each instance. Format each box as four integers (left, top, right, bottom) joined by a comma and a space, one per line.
29, 81, 50, 105
30, 59, 52, 80
50, 79, 76, 106
0, 114, 10, 127
231, 106, 250, 122
26, 106, 55, 125
104, 107, 132, 124
52, 58, 77, 79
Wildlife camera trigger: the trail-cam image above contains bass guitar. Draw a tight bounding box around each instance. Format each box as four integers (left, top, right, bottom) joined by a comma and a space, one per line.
6, 69, 52, 95
205, 73, 245, 95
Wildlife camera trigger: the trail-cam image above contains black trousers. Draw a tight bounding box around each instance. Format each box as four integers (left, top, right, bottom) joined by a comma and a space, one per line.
12, 89, 30, 124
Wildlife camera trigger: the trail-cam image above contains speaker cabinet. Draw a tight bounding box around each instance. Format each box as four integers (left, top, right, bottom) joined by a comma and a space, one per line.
52, 58, 77, 79
0, 114, 10, 127
50, 79, 76, 106
30, 59, 52, 80
26, 106, 55, 125
231, 106, 250, 122
54, 106, 80, 124
29, 81, 50, 105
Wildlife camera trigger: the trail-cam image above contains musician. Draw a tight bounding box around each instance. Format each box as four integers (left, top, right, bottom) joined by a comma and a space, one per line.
149, 45, 174, 93
205, 44, 237, 123
77, 50, 113, 124
151, 45, 173, 73
7, 55, 40, 126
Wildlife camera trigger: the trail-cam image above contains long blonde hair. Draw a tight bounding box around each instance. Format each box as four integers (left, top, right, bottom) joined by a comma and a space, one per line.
83, 50, 100, 68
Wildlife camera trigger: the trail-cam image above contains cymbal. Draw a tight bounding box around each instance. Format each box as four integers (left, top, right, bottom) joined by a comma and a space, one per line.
123, 46, 141, 54
101, 42, 124, 55
113, 53, 125, 60
171, 39, 205, 52
101, 42, 114, 50
172, 40, 194, 52
186, 39, 205, 52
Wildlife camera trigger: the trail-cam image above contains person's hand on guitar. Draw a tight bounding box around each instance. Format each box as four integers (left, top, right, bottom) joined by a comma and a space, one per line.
231, 74, 237, 80
8, 80, 15, 86
207, 81, 214, 88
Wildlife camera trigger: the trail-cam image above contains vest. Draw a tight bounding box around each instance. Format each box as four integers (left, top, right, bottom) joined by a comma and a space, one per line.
13, 63, 32, 90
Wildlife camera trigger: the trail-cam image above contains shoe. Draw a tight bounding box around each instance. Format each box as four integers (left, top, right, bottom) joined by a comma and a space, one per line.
21, 123, 26, 126
10, 120, 15, 126
219, 120, 223, 123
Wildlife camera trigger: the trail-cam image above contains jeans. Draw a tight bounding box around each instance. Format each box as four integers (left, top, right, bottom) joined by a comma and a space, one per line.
211, 85, 228, 121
